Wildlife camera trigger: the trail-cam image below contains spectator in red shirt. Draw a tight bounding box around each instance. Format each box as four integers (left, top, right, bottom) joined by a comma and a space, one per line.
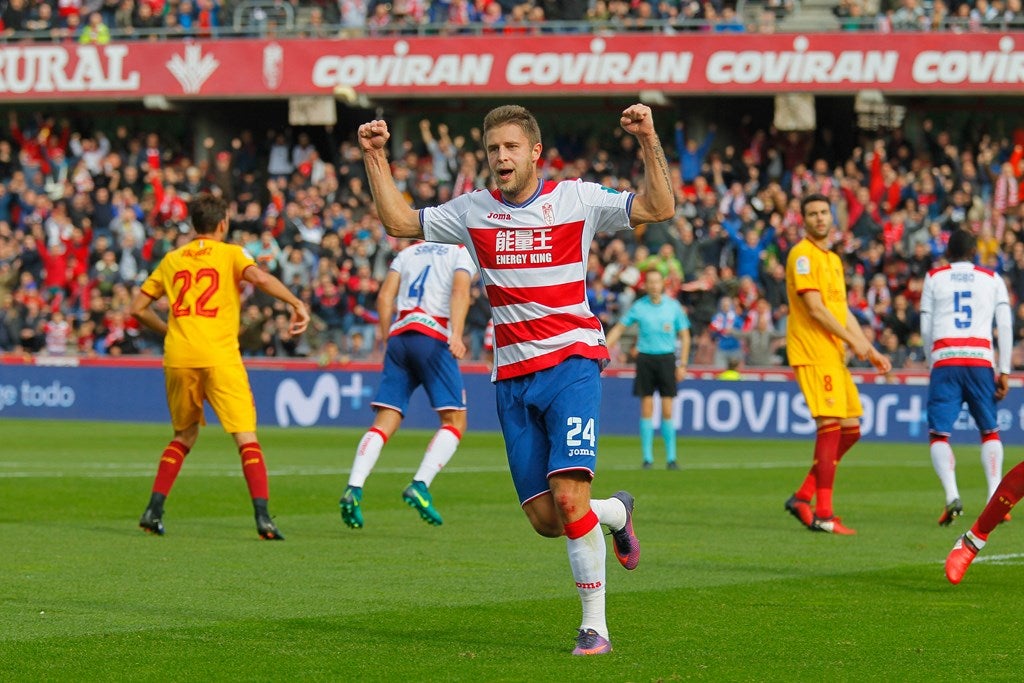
9, 112, 52, 179
39, 242, 73, 298
149, 170, 188, 229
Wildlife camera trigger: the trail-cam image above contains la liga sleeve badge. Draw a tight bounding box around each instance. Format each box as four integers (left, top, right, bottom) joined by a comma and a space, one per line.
795, 255, 811, 275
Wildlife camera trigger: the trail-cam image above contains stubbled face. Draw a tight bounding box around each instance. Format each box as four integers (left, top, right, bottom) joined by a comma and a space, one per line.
802, 200, 833, 243
485, 123, 541, 204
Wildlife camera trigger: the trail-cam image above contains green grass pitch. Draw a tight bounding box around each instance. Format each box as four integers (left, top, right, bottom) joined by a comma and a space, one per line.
3, 418, 1024, 681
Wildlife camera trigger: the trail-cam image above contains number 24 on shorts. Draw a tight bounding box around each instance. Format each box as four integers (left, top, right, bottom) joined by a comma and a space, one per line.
566, 417, 596, 447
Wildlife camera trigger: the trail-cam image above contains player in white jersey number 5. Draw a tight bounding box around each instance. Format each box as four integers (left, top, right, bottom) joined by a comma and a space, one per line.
339, 239, 476, 529
923, 231, 1021, 585
359, 104, 675, 655
921, 229, 1012, 531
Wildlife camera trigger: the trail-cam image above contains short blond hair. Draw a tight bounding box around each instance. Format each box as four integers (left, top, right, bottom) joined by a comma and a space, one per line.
483, 105, 542, 148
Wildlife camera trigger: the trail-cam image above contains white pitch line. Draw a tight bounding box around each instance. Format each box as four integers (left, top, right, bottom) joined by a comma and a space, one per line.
973, 553, 1024, 565
0, 465, 506, 479
0, 458, 936, 479
934, 553, 1024, 566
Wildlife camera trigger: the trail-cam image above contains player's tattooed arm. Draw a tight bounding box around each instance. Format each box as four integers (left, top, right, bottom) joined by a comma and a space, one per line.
648, 134, 674, 207
620, 104, 675, 226
358, 119, 424, 239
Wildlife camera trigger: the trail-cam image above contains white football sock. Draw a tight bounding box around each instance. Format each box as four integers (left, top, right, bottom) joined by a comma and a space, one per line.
930, 440, 960, 504
981, 438, 1005, 502
590, 497, 627, 531
348, 429, 385, 488
413, 426, 461, 487
567, 521, 608, 638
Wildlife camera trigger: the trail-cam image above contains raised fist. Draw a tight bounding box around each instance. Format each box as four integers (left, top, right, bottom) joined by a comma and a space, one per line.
358, 120, 391, 152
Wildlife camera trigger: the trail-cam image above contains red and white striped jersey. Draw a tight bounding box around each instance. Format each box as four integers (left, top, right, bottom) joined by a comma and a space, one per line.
421, 179, 635, 380
920, 262, 1012, 372
387, 241, 477, 343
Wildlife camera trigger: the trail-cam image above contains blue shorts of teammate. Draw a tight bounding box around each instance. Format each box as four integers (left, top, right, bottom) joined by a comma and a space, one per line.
372, 333, 466, 415
496, 356, 601, 506
927, 365, 999, 437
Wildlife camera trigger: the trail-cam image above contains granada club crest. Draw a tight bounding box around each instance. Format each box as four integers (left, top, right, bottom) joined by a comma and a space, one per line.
542, 203, 554, 225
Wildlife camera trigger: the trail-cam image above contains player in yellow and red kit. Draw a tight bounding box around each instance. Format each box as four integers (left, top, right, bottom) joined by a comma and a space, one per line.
783, 193, 891, 535
130, 193, 308, 539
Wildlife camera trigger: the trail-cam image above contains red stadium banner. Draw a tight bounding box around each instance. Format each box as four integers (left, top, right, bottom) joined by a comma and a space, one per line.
2, 33, 1024, 100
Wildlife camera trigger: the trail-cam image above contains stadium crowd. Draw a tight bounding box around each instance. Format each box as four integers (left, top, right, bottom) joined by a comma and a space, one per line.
2, 103, 1024, 372
0, 0, 795, 40
833, 0, 1024, 32
6, 0, 1024, 39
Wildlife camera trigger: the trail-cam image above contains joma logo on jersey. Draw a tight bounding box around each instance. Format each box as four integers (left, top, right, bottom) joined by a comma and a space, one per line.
487, 212, 512, 220
493, 228, 554, 266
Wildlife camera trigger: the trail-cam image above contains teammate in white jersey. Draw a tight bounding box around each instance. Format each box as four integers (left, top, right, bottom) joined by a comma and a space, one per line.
937, 231, 1024, 584
358, 104, 674, 655
339, 239, 476, 529
921, 229, 1012, 528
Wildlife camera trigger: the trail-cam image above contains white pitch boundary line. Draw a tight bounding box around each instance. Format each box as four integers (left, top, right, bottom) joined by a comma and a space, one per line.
932, 553, 1024, 567
973, 553, 1024, 565
0, 458, 940, 478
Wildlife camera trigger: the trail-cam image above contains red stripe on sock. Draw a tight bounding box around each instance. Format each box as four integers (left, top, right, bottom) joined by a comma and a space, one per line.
239, 441, 269, 500
369, 427, 389, 444
981, 431, 1001, 443
167, 440, 190, 457
564, 509, 598, 539
152, 440, 189, 496
441, 425, 462, 440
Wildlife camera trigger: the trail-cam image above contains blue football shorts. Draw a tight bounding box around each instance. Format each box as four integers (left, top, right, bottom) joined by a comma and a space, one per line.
927, 365, 999, 437
496, 356, 601, 506
372, 333, 467, 415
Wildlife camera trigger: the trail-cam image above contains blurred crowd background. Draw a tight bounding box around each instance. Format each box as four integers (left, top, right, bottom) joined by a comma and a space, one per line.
2, 0, 1022, 42
2, 1, 1024, 372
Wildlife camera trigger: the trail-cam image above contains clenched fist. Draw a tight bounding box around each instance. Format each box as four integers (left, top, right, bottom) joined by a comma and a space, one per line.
358, 120, 390, 152
620, 104, 655, 138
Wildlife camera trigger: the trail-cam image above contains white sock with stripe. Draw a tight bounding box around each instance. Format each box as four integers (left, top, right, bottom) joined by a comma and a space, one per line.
930, 439, 960, 504
348, 428, 386, 488
565, 511, 608, 639
981, 438, 1004, 502
413, 426, 461, 487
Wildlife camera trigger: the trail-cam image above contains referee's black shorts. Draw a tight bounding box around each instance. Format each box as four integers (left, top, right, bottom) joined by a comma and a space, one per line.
633, 353, 678, 398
